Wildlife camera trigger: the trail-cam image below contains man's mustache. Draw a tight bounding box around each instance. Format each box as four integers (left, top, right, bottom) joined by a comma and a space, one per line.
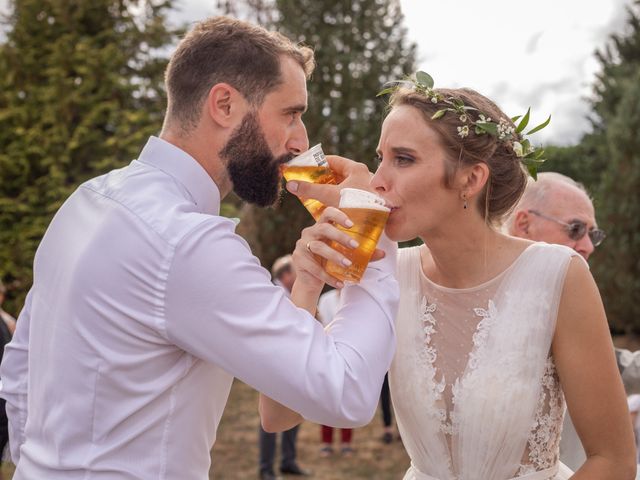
276, 153, 295, 165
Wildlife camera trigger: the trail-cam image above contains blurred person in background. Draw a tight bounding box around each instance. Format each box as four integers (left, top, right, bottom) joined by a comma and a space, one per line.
258, 255, 310, 480
0, 280, 13, 479
0, 281, 15, 336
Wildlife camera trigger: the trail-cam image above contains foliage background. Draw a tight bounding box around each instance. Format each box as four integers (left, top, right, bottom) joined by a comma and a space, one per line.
0, 1, 638, 327
539, 0, 640, 332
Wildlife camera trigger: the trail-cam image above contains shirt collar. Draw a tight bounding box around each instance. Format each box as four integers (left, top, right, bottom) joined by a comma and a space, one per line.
136, 136, 221, 215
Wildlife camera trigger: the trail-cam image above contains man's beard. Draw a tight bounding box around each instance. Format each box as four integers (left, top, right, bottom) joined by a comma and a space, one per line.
220, 112, 294, 207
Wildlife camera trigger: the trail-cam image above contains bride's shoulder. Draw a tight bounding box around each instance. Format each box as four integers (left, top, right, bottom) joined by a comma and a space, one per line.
502, 236, 578, 262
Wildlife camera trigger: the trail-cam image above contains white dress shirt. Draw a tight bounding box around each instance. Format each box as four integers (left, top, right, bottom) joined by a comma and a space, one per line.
0, 137, 399, 479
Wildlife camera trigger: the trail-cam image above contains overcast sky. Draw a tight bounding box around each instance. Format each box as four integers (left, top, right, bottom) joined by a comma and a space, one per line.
1, 0, 631, 145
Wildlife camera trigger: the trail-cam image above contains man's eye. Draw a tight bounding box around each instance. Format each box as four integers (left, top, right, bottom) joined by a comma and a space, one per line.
374, 155, 383, 167
569, 222, 586, 239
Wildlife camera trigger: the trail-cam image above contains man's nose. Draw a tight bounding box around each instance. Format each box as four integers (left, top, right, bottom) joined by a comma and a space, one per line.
286, 121, 309, 156
575, 233, 594, 261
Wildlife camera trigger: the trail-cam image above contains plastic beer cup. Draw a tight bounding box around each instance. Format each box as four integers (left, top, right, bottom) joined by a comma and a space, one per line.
281, 144, 337, 219
325, 188, 390, 284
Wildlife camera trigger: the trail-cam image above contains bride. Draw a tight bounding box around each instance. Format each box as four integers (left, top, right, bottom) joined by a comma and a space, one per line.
262, 74, 636, 479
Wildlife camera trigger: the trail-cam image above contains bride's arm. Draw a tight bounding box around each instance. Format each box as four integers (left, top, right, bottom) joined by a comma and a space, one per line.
552, 257, 637, 479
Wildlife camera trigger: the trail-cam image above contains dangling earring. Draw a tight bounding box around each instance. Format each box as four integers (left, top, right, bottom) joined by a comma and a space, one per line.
462, 193, 468, 210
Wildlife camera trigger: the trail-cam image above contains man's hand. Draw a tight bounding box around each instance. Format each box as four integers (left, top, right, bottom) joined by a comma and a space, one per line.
285, 155, 374, 209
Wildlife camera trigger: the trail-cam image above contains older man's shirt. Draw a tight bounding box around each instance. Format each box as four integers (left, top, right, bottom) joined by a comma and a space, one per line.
0, 137, 399, 479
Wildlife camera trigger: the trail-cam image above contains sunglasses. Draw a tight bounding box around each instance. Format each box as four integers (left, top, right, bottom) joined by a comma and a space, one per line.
528, 210, 606, 247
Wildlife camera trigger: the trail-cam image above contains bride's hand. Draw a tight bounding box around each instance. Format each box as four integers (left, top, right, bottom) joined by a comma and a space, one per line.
292, 206, 358, 290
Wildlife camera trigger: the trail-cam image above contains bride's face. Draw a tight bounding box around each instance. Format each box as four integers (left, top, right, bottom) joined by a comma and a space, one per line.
371, 105, 463, 242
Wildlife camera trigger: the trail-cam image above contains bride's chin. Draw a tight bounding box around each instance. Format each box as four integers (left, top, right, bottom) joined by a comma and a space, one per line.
384, 226, 406, 243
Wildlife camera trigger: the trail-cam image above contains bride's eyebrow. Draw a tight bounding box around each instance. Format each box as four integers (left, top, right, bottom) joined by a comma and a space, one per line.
390, 146, 418, 156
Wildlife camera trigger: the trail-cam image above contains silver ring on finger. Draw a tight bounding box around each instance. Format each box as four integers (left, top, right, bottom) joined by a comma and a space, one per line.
306, 241, 312, 253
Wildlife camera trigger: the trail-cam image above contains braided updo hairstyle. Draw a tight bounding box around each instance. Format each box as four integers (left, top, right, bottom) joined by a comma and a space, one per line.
389, 87, 528, 224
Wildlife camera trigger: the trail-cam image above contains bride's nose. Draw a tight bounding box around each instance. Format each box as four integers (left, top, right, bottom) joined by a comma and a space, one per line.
371, 164, 389, 194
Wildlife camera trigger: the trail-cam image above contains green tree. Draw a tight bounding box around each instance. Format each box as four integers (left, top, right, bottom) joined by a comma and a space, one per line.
540, 140, 605, 194
590, 72, 640, 332
229, 0, 416, 269
0, 0, 177, 312
584, 0, 640, 332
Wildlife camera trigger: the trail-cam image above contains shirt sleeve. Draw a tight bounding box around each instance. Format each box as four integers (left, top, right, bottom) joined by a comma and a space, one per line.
0, 289, 33, 463
163, 220, 399, 428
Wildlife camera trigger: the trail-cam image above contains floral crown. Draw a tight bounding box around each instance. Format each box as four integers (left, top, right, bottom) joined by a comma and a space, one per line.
377, 71, 551, 179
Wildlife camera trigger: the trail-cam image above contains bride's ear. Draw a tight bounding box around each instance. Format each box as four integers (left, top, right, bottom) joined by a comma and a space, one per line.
457, 162, 490, 199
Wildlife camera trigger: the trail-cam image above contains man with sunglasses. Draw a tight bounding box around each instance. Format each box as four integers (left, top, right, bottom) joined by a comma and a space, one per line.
507, 171, 621, 471
507, 172, 605, 261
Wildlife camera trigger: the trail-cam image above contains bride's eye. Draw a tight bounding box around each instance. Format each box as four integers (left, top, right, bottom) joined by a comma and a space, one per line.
394, 155, 414, 166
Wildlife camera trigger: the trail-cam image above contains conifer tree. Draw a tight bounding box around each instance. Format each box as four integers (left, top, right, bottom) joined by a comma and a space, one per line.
585, 0, 640, 331
0, 0, 177, 311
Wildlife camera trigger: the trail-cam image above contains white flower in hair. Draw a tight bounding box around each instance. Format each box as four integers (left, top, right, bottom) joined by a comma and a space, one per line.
460, 114, 468, 123
457, 125, 469, 138
497, 119, 515, 140
478, 114, 492, 123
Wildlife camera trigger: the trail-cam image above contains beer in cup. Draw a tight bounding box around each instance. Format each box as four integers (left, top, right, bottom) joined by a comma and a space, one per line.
281, 144, 336, 219
325, 188, 390, 284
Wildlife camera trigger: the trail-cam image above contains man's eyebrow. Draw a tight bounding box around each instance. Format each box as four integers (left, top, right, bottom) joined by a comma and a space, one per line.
568, 217, 599, 229
284, 104, 307, 114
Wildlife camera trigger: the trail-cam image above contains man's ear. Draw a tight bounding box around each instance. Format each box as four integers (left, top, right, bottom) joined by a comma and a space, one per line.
206, 83, 247, 128
512, 210, 531, 237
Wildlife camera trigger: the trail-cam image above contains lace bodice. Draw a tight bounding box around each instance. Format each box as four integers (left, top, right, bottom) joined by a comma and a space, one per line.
391, 243, 579, 480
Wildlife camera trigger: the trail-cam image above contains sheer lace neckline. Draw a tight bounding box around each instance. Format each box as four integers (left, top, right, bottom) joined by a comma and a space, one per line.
418, 243, 536, 293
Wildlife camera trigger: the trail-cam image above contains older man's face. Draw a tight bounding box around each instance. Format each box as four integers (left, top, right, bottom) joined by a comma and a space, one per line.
526, 185, 598, 260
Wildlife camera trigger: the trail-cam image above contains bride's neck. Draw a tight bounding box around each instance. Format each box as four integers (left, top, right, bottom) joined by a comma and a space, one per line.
419, 217, 510, 289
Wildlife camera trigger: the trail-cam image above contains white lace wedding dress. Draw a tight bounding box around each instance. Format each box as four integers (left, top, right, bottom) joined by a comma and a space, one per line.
390, 243, 580, 480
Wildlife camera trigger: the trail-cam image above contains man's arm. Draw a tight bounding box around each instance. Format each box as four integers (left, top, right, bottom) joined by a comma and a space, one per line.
0, 289, 33, 464
163, 218, 398, 428
616, 348, 640, 394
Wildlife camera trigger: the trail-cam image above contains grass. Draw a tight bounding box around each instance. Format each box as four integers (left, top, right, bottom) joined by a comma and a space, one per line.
210, 379, 410, 479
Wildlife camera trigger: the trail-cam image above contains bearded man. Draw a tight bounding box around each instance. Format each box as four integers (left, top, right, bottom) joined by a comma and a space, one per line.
0, 17, 398, 479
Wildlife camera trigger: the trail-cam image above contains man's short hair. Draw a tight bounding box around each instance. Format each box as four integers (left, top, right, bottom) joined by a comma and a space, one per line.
165, 16, 315, 131
504, 172, 590, 230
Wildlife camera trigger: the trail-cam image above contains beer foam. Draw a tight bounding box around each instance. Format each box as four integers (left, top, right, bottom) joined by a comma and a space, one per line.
339, 188, 390, 212
284, 144, 326, 167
